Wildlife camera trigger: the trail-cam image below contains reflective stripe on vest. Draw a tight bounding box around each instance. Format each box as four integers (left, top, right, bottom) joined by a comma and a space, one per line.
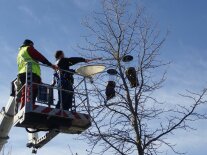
17, 46, 41, 77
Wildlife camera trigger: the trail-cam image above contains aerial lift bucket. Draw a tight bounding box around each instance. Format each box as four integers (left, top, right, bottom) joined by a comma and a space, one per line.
10, 63, 105, 153
0, 62, 105, 154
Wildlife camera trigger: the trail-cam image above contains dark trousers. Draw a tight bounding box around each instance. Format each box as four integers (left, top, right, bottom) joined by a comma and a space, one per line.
18, 73, 41, 109
56, 81, 74, 111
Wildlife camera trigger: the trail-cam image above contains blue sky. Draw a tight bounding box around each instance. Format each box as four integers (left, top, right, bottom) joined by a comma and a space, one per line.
0, 0, 207, 154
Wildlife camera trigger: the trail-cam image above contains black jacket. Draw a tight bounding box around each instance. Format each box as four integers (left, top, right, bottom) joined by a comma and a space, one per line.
56, 57, 86, 83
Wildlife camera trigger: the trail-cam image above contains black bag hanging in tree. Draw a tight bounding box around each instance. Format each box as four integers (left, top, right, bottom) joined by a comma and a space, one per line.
125, 67, 139, 88
105, 81, 116, 101
105, 69, 117, 101
122, 55, 139, 88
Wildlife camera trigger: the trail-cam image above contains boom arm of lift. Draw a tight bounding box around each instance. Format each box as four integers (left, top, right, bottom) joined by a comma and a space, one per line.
0, 96, 60, 154
0, 96, 16, 152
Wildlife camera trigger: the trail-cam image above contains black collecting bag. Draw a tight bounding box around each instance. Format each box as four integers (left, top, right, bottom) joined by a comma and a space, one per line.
125, 67, 139, 88
105, 81, 116, 101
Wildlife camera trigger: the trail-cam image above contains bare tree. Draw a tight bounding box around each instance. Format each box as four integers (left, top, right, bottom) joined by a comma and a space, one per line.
78, 0, 207, 155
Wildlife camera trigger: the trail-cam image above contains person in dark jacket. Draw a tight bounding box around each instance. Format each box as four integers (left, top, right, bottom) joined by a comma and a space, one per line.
54, 50, 97, 111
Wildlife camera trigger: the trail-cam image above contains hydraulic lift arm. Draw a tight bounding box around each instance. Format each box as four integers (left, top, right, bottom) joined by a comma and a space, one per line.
0, 96, 16, 152
27, 130, 59, 154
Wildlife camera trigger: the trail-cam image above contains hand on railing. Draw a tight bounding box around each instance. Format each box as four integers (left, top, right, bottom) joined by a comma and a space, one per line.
51, 64, 59, 70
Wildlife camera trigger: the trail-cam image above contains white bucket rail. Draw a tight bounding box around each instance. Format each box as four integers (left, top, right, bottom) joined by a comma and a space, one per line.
22, 62, 90, 113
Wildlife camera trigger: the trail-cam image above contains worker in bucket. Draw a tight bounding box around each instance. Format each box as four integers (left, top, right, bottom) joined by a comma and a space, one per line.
53, 50, 101, 111
17, 39, 58, 109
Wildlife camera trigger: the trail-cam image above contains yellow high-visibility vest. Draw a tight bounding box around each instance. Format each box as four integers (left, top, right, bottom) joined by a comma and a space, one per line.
17, 46, 41, 77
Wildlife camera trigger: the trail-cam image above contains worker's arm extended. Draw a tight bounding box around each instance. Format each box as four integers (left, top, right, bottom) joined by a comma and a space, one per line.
66, 57, 86, 66
27, 46, 52, 67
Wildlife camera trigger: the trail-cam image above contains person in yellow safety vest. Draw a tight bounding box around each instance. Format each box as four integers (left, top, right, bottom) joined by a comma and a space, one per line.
17, 39, 58, 109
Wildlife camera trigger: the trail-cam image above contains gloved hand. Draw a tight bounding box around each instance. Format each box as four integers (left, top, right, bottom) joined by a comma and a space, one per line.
85, 57, 102, 63
51, 64, 59, 70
